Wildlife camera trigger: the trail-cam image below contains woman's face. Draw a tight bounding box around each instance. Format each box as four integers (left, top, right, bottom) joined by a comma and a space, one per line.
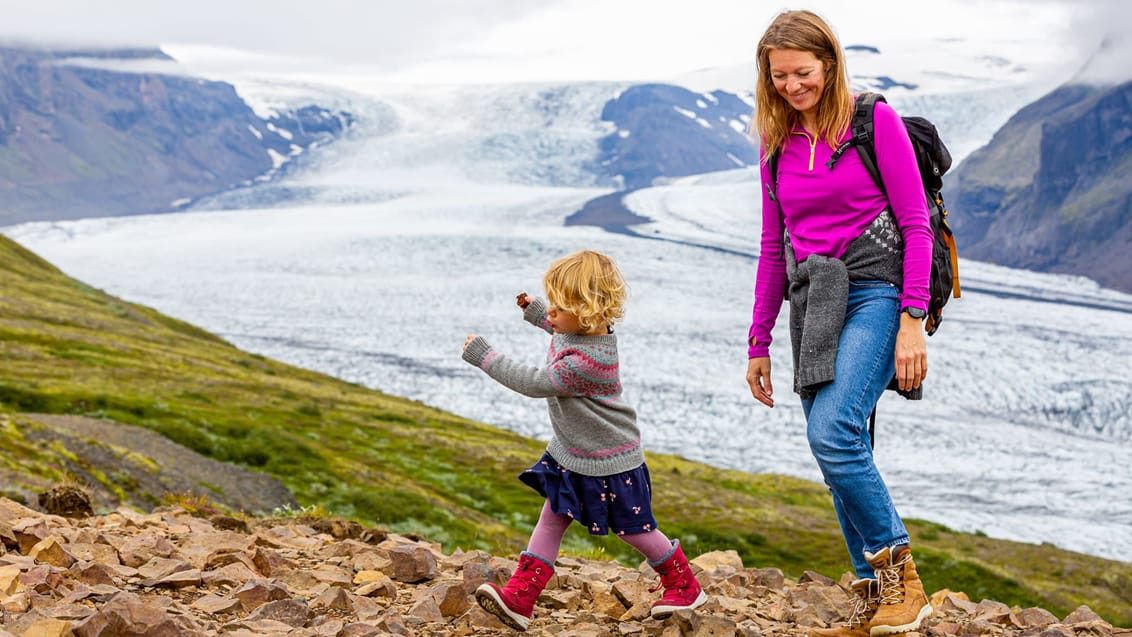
768, 48, 827, 119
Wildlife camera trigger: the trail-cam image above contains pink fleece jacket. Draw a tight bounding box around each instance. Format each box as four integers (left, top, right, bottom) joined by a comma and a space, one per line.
748, 100, 932, 359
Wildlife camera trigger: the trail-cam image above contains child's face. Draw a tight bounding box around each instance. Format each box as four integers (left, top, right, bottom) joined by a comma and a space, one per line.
546, 304, 584, 335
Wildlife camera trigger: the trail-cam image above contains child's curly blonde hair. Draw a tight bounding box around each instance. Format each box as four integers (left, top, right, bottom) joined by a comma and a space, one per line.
544, 250, 627, 333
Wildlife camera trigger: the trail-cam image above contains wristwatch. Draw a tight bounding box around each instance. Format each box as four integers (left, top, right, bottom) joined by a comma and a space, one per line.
902, 307, 927, 319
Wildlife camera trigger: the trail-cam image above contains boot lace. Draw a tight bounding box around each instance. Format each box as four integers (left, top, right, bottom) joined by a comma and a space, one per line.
846, 589, 875, 628
875, 553, 911, 605
648, 563, 687, 594
515, 563, 544, 592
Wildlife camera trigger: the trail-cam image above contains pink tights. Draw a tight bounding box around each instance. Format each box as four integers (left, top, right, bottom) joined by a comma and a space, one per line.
525, 500, 675, 564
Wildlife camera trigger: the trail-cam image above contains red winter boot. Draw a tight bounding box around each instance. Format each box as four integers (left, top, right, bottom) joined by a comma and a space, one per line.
475, 552, 555, 631
649, 540, 708, 619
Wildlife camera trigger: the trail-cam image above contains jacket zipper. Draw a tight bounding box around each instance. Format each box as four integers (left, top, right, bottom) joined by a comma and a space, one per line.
791, 130, 817, 171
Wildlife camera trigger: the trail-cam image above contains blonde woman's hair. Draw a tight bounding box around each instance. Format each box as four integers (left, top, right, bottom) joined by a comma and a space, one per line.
544, 250, 627, 333
751, 9, 853, 158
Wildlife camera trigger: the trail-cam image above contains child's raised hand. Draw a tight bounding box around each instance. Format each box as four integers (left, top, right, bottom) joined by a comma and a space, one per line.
463, 334, 477, 350
516, 292, 531, 310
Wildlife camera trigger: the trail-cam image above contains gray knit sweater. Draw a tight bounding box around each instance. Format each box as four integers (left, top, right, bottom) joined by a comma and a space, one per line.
461, 298, 643, 476
786, 210, 922, 400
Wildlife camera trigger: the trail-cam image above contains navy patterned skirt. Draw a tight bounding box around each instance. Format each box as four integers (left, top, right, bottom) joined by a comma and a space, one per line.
519, 452, 659, 536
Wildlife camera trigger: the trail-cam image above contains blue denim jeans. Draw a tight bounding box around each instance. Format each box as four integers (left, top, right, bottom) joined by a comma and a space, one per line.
801, 280, 910, 579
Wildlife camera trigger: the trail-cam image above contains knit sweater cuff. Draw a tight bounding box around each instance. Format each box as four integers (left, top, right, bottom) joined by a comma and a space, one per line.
462, 336, 494, 368
524, 297, 548, 324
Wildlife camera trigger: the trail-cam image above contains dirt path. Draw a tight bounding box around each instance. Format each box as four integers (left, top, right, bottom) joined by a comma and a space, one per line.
16, 413, 298, 515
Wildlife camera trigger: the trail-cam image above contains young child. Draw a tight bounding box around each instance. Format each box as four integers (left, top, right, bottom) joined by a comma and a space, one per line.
461, 250, 707, 631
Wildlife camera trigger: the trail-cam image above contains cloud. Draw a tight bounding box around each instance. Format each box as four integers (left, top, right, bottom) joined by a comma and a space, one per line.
0, 0, 544, 74
1064, 0, 1132, 84
0, 0, 1124, 85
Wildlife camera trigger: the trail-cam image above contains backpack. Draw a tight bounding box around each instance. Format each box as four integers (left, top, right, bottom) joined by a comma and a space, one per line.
766, 91, 962, 335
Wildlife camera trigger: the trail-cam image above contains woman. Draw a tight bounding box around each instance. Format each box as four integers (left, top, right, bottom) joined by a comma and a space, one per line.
745, 10, 933, 637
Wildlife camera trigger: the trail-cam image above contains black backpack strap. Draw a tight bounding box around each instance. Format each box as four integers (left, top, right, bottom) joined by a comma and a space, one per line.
868, 406, 877, 450
835, 92, 886, 192
765, 150, 780, 202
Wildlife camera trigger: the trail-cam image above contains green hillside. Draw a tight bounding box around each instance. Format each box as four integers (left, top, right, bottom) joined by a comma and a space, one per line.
0, 233, 1128, 624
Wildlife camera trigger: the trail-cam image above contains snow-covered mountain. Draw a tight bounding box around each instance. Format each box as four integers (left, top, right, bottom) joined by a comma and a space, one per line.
6, 46, 1132, 566
0, 46, 353, 226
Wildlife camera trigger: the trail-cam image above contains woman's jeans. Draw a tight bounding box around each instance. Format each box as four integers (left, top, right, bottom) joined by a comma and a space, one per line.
801, 280, 910, 579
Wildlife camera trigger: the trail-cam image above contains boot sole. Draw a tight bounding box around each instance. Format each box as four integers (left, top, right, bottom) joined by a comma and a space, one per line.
869, 602, 932, 636
650, 589, 708, 619
475, 585, 530, 631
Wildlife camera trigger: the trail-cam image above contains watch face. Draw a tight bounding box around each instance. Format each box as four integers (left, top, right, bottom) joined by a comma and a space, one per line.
905, 308, 926, 319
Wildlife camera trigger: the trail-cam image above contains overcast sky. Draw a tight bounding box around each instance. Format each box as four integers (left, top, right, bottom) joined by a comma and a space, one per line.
0, 0, 1128, 84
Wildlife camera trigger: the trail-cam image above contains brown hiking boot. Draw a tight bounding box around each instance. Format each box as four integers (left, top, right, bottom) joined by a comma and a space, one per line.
865, 546, 932, 635
807, 578, 879, 637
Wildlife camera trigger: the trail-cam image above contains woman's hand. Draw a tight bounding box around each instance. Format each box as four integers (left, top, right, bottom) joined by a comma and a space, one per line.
894, 314, 928, 391
516, 292, 531, 310
746, 357, 775, 408
463, 334, 477, 350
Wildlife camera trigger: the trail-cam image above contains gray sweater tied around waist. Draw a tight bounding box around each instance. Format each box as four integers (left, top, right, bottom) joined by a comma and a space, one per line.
786, 209, 922, 401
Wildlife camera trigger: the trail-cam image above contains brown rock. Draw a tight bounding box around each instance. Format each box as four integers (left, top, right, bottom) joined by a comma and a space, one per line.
71, 591, 203, 636
232, 579, 293, 611
691, 550, 745, 574
2, 590, 31, 614
13, 518, 51, 555
116, 533, 177, 568
43, 602, 95, 621
64, 543, 119, 566
385, 545, 438, 583
136, 556, 192, 580
958, 619, 1004, 636
309, 565, 354, 588
142, 568, 201, 588
672, 608, 738, 636
353, 570, 397, 598
17, 618, 74, 637
209, 515, 249, 533
1064, 605, 1106, 624
201, 561, 259, 587
788, 583, 851, 625
0, 564, 23, 595
65, 562, 117, 587
251, 546, 295, 576
1011, 606, 1060, 628
379, 608, 413, 635
407, 594, 444, 622
798, 571, 837, 586
28, 537, 77, 568
190, 593, 243, 614
246, 598, 311, 627
612, 578, 653, 609
429, 580, 472, 617
313, 586, 354, 611
974, 598, 1013, 624
932, 620, 963, 635
938, 592, 978, 614
591, 587, 628, 619
336, 623, 384, 637
748, 567, 786, 589
459, 556, 507, 595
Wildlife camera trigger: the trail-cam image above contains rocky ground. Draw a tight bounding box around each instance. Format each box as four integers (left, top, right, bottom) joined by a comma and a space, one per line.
0, 497, 1127, 637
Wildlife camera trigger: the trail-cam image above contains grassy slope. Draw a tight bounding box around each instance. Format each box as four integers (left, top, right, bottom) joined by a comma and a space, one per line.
0, 234, 1128, 624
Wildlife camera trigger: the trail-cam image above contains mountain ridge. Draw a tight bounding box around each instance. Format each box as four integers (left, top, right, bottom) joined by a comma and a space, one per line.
947, 79, 1132, 293
0, 45, 351, 226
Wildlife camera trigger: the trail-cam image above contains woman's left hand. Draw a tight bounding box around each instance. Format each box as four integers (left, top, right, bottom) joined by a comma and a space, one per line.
894, 314, 928, 391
